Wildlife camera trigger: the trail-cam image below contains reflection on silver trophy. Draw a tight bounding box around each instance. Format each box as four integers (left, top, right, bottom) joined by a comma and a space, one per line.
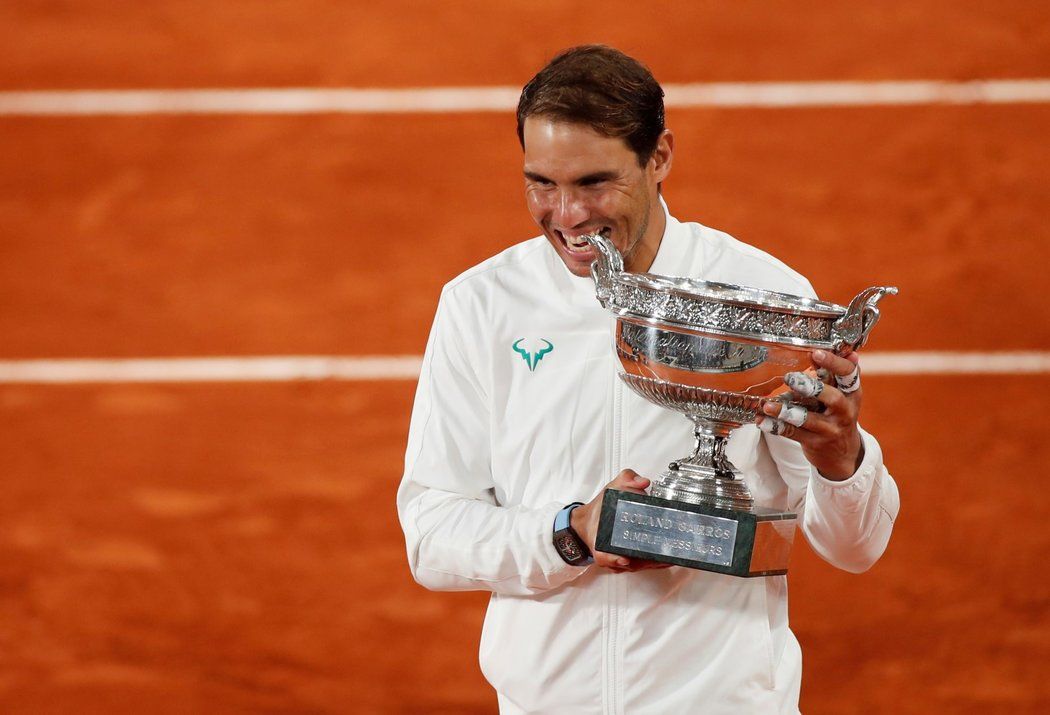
585, 232, 897, 577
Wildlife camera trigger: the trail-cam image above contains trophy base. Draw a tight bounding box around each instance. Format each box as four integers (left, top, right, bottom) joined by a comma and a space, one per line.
595, 489, 797, 577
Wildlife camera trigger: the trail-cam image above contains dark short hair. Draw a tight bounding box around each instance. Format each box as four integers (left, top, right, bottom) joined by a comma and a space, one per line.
516, 45, 665, 166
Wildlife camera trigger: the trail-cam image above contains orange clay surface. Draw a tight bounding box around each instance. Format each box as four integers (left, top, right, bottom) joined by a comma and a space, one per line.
1, 379, 1047, 713
1, 3, 1049, 713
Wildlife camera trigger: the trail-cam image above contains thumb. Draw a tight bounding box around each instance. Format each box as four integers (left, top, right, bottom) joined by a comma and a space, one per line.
614, 469, 650, 491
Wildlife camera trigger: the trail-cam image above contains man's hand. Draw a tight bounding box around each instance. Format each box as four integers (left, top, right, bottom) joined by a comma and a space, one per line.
757, 349, 865, 481
570, 469, 674, 573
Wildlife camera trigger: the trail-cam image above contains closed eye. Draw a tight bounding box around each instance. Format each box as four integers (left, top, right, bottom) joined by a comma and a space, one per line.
524, 171, 553, 186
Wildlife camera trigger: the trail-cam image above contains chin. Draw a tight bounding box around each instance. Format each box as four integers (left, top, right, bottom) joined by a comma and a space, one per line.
559, 248, 596, 278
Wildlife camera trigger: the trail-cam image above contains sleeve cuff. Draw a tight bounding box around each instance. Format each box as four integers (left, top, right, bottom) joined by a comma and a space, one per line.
811, 427, 883, 510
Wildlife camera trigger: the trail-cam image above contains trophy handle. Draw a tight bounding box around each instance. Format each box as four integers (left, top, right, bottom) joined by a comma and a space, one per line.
585, 232, 624, 308
831, 286, 898, 351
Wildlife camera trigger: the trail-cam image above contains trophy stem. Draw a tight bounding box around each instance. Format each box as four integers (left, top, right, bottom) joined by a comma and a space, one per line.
649, 419, 755, 512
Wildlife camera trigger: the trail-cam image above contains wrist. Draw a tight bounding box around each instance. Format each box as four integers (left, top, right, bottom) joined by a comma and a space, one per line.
553, 502, 593, 566
570, 502, 592, 546
817, 436, 865, 481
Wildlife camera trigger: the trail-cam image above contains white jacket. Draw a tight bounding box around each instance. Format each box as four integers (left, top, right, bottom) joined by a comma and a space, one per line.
397, 204, 900, 714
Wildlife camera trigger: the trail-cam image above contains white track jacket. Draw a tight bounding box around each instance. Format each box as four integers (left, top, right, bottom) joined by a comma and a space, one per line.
398, 204, 900, 714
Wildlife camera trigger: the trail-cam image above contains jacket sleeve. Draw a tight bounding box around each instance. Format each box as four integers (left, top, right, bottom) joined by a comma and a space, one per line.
396, 287, 588, 595
764, 427, 900, 573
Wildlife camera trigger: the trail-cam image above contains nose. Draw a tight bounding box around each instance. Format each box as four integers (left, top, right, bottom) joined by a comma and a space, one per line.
552, 188, 590, 230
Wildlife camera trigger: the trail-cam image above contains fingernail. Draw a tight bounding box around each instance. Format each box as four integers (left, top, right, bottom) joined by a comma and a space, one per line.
617, 558, 629, 567
814, 350, 827, 362
762, 402, 778, 415
634, 475, 648, 484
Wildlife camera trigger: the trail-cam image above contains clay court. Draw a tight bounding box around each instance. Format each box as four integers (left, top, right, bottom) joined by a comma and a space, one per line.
1, 2, 1048, 713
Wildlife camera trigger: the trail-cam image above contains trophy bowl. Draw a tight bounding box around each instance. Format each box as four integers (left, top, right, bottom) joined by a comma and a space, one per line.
585, 232, 896, 576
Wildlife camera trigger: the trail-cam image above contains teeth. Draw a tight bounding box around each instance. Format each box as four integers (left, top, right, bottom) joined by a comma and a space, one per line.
560, 229, 607, 254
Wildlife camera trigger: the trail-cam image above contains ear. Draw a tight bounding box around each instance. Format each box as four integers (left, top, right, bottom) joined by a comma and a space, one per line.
650, 129, 674, 182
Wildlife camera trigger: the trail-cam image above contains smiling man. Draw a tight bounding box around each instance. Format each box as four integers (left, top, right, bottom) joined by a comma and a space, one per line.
398, 46, 899, 714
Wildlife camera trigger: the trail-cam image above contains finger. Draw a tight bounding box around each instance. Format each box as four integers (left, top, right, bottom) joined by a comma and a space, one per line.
762, 399, 815, 428
783, 371, 844, 412
834, 352, 863, 394
609, 474, 650, 498
618, 560, 673, 573
596, 554, 631, 569
834, 363, 861, 394
781, 374, 827, 414
757, 416, 794, 438
757, 415, 827, 443
762, 400, 839, 437
613, 469, 650, 491
784, 371, 824, 400
777, 401, 809, 428
813, 349, 860, 380
634, 561, 673, 571
811, 351, 863, 399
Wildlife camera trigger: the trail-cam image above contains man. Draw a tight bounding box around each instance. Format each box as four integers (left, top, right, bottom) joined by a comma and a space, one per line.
397, 45, 899, 714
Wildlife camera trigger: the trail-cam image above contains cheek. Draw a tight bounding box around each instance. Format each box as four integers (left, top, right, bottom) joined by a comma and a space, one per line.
593, 191, 631, 225
525, 191, 551, 219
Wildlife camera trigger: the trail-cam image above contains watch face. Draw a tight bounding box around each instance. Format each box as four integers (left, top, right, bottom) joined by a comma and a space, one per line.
556, 533, 584, 562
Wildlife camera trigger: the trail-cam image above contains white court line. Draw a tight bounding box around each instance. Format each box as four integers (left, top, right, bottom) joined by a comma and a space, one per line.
0, 356, 424, 383
0, 352, 1047, 384
2, 80, 1050, 116
861, 351, 1050, 374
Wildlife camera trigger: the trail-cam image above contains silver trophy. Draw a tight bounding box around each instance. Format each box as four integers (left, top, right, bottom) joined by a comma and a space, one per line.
585, 232, 896, 577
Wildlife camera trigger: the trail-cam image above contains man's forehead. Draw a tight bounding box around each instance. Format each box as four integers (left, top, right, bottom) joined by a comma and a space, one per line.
522, 116, 624, 147
522, 117, 634, 169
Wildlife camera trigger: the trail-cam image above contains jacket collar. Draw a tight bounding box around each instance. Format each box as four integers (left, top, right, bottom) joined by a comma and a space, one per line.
646, 196, 691, 277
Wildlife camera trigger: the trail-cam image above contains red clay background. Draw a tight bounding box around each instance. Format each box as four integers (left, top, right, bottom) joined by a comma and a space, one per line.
1, 3, 1048, 713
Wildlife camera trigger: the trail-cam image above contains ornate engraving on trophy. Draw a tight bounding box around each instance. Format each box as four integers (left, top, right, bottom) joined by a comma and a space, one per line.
610, 280, 839, 343
618, 322, 768, 373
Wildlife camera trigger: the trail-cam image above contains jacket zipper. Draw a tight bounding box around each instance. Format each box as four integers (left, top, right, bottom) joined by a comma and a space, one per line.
604, 364, 625, 715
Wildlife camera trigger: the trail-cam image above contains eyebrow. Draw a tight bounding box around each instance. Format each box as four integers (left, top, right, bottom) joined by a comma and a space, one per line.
523, 170, 618, 185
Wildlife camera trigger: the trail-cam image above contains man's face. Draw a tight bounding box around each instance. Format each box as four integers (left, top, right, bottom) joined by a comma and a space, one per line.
523, 116, 672, 277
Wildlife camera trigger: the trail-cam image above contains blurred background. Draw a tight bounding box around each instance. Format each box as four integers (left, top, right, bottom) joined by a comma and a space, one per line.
1, 2, 1048, 713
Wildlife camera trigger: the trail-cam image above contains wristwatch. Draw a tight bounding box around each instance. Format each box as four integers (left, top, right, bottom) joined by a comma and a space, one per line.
553, 502, 594, 566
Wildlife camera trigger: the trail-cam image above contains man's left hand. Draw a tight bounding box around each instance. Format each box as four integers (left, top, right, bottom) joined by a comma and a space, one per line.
756, 349, 864, 481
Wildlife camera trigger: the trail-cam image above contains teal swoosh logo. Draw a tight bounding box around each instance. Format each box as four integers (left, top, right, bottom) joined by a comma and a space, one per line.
512, 338, 554, 372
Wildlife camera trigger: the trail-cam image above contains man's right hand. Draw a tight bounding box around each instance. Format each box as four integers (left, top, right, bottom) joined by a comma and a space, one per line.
570, 469, 674, 573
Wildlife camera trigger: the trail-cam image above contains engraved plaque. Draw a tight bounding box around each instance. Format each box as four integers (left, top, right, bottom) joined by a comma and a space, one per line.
595, 490, 797, 576
609, 500, 737, 566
